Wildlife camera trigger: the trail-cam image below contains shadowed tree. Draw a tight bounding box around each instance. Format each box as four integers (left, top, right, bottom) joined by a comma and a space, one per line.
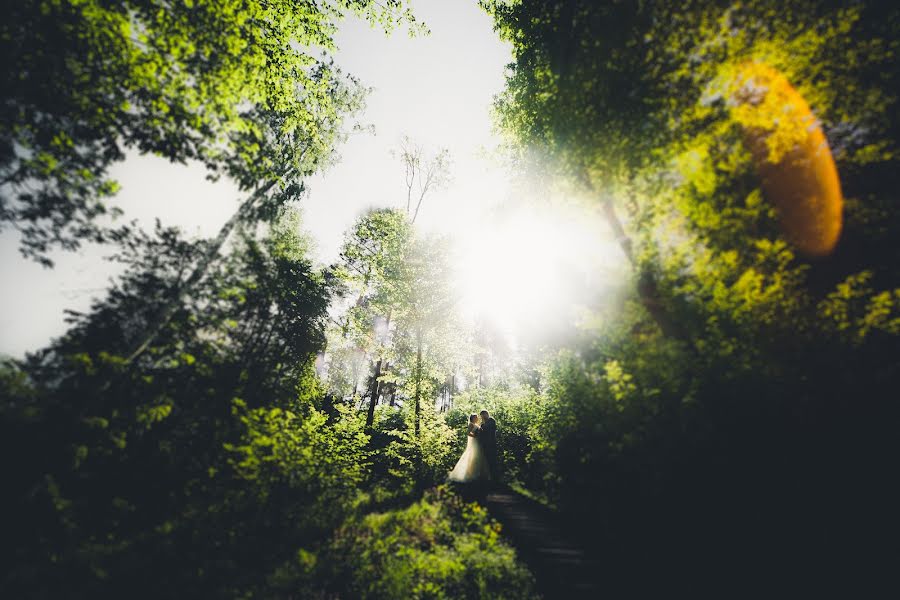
0, 207, 378, 597
481, 1, 900, 593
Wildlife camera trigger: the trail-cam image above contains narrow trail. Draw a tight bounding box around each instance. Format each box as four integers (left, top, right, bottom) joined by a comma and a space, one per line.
481, 486, 603, 599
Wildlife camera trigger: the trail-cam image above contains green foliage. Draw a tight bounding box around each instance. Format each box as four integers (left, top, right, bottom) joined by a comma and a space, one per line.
367, 403, 455, 504
0, 211, 365, 597
2, 0, 420, 263
328, 208, 470, 436
338, 209, 414, 316
225, 399, 369, 521
485, 1, 900, 591
325, 209, 412, 404
6, 1, 899, 595
484, 0, 900, 290
514, 290, 898, 592
818, 271, 900, 344
321, 487, 538, 599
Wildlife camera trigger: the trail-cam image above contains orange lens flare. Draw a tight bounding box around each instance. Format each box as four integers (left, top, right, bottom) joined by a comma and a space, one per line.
733, 63, 843, 257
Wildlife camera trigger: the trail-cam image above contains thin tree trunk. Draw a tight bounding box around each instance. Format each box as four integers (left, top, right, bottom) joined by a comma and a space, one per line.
351, 346, 365, 398
406, 166, 414, 216
414, 327, 422, 437
581, 172, 691, 344
364, 310, 393, 428
448, 372, 456, 411
364, 357, 383, 428
412, 189, 426, 224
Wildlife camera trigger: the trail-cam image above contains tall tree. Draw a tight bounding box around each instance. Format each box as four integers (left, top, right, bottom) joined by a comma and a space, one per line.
331, 209, 412, 426
482, 1, 900, 590
391, 235, 464, 436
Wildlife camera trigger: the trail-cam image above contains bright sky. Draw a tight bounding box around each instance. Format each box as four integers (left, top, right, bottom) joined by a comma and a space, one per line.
0, 0, 625, 358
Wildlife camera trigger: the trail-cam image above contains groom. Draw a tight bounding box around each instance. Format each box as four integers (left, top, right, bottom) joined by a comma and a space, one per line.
479, 410, 499, 482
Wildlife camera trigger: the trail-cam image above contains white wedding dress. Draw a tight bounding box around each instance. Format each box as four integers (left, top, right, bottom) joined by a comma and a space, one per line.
448, 423, 491, 483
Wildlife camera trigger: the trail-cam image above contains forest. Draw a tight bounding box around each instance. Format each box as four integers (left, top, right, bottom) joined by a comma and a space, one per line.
2, 0, 899, 598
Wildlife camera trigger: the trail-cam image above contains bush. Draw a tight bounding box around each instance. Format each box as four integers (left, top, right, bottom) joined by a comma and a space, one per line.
367, 404, 456, 505
321, 486, 538, 599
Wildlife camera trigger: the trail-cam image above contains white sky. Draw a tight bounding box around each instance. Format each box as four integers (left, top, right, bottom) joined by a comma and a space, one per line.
0, 0, 625, 358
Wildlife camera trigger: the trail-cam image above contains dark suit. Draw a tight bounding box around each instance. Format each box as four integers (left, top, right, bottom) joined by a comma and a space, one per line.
480, 417, 499, 481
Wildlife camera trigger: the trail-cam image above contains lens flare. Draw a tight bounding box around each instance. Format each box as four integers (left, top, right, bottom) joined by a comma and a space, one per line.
453, 204, 625, 342
732, 62, 843, 257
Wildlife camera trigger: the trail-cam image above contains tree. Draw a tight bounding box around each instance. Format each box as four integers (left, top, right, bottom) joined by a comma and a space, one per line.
331, 208, 470, 432
483, 0, 900, 342
396, 135, 451, 224
329, 137, 453, 428
2, 0, 420, 263
391, 235, 465, 436
331, 208, 412, 426
482, 1, 900, 591
0, 206, 377, 596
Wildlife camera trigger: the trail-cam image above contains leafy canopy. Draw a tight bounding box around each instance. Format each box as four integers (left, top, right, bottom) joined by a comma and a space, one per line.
1, 0, 420, 263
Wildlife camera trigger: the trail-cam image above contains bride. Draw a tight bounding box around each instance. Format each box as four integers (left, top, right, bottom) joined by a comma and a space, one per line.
447, 413, 491, 483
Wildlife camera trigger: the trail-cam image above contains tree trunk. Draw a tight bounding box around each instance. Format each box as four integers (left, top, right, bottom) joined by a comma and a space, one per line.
364, 310, 393, 428
364, 357, 383, 428
582, 172, 692, 345
126, 170, 291, 363
414, 327, 422, 437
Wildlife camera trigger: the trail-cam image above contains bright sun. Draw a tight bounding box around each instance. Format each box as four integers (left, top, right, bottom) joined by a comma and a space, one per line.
453, 203, 627, 342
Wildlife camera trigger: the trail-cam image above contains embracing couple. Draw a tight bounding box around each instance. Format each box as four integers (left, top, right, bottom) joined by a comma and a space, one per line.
447, 410, 499, 484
